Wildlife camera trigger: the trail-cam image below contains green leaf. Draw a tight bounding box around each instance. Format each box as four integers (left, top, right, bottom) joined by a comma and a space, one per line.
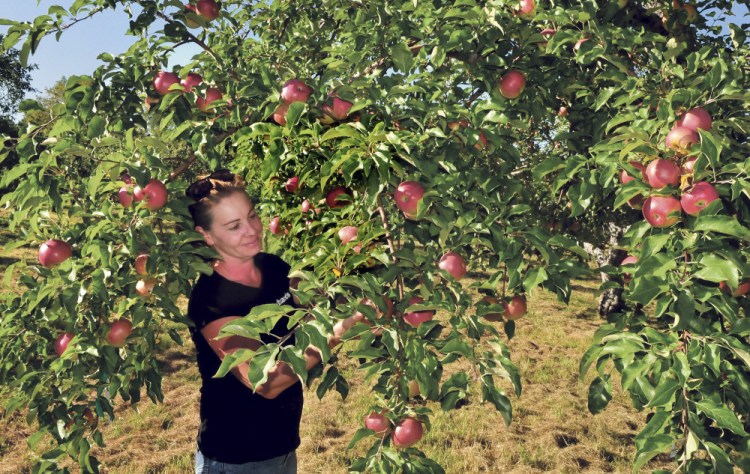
633, 434, 673, 472
587, 375, 612, 414
579, 345, 603, 379
87, 115, 105, 139
316, 366, 340, 400
391, 41, 414, 72
704, 441, 734, 473
247, 344, 280, 388
693, 254, 739, 285
695, 399, 747, 435
694, 215, 750, 242
646, 378, 680, 408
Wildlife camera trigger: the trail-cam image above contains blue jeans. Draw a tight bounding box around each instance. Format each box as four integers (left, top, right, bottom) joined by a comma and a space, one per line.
195, 449, 297, 474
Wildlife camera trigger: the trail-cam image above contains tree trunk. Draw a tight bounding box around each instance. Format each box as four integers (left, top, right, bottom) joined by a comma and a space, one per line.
582, 222, 627, 317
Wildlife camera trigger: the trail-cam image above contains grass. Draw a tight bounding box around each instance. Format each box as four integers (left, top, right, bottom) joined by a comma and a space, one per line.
0, 210, 674, 473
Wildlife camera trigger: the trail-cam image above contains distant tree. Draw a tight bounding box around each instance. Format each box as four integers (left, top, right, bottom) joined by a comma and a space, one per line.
0, 34, 35, 135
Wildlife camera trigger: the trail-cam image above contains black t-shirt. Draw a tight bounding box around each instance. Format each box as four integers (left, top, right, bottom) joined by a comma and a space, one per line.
187, 253, 303, 464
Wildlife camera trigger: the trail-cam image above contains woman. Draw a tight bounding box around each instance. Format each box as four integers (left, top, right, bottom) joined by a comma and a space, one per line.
185, 170, 351, 474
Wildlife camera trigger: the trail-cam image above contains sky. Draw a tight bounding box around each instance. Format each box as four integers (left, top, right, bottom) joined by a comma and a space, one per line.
0, 0, 200, 99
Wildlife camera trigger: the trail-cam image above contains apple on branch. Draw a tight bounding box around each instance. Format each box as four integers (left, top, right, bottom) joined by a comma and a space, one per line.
39, 239, 73, 268
321, 97, 353, 123
153, 71, 179, 96
107, 319, 133, 347
438, 251, 467, 281
325, 186, 352, 208
621, 255, 638, 284
272, 103, 289, 126
503, 295, 527, 320
620, 161, 646, 184
677, 106, 712, 132
196, 87, 223, 113
269, 216, 282, 235
645, 158, 681, 188
134, 179, 168, 211
681, 182, 719, 216
134, 254, 149, 275
365, 412, 391, 439
720, 280, 750, 297
516, 0, 535, 19
281, 79, 312, 104
338, 226, 358, 245
665, 125, 699, 154
394, 180, 425, 219
54, 332, 75, 357
498, 70, 526, 99
195, 0, 220, 21
284, 176, 300, 193
642, 195, 682, 227
392, 417, 424, 448
180, 72, 203, 93
403, 296, 434, 327
135, 278, 157, 297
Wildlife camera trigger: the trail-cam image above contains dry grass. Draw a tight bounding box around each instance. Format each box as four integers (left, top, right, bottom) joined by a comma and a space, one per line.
0, 212, 673, 473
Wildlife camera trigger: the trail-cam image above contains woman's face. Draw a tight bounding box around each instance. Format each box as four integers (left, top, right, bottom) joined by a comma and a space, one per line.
196, 191, 264, 261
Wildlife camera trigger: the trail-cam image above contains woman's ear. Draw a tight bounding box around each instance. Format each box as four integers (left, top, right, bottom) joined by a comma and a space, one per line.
195, 226, 214, 246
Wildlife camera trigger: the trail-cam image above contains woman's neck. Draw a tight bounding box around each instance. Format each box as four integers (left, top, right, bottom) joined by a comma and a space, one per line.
213, 255, 262, 287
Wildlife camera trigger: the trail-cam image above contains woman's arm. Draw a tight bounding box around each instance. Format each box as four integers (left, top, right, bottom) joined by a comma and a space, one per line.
201, 315, 354, 399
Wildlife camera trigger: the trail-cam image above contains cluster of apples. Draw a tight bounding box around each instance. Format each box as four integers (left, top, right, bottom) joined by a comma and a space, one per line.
153, 70, 224, 113
43, 244, 149, 357
620, 106, 717, 228
272, 78, 354, 126
364, 412, 424, 448
117, 174, 169, 211
392, 180, 527, 323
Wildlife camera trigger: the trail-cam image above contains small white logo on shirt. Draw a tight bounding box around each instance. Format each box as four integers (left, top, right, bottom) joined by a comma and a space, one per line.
276, 292, 291, 306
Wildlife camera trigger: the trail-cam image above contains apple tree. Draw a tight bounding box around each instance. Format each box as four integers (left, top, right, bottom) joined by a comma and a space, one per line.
0, 0, 748, 472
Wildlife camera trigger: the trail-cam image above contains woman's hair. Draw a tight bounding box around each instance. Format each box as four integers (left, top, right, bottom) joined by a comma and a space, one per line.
187, 172, 249, 230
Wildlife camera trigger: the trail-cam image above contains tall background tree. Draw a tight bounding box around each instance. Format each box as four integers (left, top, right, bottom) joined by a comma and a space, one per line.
0, 1, 748, 472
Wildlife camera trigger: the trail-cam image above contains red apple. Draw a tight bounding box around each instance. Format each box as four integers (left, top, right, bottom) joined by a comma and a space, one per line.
558, 106, 568, 117
392, 417, 423, 448
517, 0, 535, 18
322, 97, 353, 122
499, 70, 526, 99
325, 186, 351, 208
438, 251, 467, 281
180, 72, 203, 93
153, 71, 179, 96
134, 254, 149, 275
281, 79, 312, 104
269, 216, 282, 235
645, 158, 681, 188
394, 180, 425, 219
338, 226, 358, 245
137, 179, 168, 210
284, 176, 300, 193
272, 103, 289, 126
503, 295, 527, 321
679, 107, 712, 132
195, 0, 219, 21
642, 195, 682, 227
620, 161, 647, 184
365, 412, 390, 438
481, 296, 503, 322
665, 125, 699, 154
681, 156, 698, 175
681, 181, 719, 216
39, 239, 73, 268
301, 199, 311, 213
54, 332, 75, 357
117, 185, 133, 207
107, 319, 133, 347
403, 296, 434, 327
627, 194, 645, 209
135, 278, 157, 297
720, 280, 750, 297
196, 87, 223, 112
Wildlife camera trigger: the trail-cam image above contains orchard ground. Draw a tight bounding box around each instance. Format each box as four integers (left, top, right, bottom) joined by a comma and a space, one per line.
0, 210, 673, 473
